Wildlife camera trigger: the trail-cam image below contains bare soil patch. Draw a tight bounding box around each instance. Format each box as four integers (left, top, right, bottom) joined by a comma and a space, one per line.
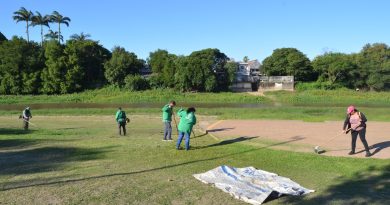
201, 120, 390, 159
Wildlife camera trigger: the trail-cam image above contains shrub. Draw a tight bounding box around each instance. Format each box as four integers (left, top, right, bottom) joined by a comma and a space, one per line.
148, 74, 165, 89
124, 75, 150, 91
295, 82, 343, 91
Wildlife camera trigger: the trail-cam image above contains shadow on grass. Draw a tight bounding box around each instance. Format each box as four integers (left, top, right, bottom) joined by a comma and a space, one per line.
57, 127, 86, 130
280, 164, 390, 205
0, 146, 115, 176
191, 132, 209, 139
0, 128, 33, 135
192, 136, 259, 149
0, 136, 305, 191
0, 139, 38, 149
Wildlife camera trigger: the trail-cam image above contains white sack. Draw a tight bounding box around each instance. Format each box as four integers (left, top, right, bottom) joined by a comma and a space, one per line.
193, 165, 314, 205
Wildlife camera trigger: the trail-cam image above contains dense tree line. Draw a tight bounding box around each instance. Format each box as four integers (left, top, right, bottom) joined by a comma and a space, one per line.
263, 45, 390, 91
148, 48, 233, 92
1, 7, 389, 94
1, 35, 390, 94
0, 35, 235, 94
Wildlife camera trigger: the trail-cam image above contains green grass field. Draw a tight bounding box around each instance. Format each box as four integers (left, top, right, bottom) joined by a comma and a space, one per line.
0, 115, 388, 204
2, 105, 390, 122
2, 87, 390, 107
0, 87, 269, 104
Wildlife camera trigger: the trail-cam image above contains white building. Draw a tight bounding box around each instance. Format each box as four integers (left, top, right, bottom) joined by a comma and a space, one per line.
230, 59, 262, 92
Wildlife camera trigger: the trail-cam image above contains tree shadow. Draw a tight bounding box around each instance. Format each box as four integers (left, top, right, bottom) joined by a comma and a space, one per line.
0, 146, 115, 175
0, 137, 306, 191
279, 164, 390, 204
192, 136, 259, 150
0, 128, 34, 135
0, 139, 38, 149
370, 141, 390, 156
57, 127, 86, 130
206, 127, 235, 133
191, 132, 208, 139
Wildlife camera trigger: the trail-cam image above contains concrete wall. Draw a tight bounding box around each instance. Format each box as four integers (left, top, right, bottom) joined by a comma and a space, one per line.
259, 76, 294, 91
230, 82, 253, 92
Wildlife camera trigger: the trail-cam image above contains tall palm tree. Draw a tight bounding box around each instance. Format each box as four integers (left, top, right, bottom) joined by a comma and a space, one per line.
50, 11, 71, 43
31, 11, 51, 45
44, 29, 63, 42
70, 32, 91, 41
12, 7, 33, 42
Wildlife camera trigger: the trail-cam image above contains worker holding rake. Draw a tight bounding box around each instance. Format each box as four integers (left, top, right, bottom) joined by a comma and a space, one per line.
343, 105, 372, 157
115, 107, 128, 136
21, 106, 32, 130
176, 107, 196, 151
162, 100, 176, 141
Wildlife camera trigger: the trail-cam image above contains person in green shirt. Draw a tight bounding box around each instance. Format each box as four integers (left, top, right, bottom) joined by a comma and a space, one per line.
115, 107, 127, 136
162, 101, 176, 141
22, 107, 32, 130
176, 107, 196, 150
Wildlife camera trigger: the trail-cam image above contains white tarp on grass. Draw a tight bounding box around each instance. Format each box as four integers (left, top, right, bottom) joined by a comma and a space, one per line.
193, 165, 314, 205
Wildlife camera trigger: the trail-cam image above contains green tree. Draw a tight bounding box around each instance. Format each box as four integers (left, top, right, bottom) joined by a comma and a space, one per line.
175, 48, 229, 92
174, 56, 191, 91
262, 48, 316, 82
0, 32, 7, 43
12, 7, 33, 42
41, 40, 67, 94
148, 49, 178, 88
70, 32, 91, 41
50, 11, 71, 43
161, 54, 177, 88
64, 38, 111, 90
31, 11, 50, 45
104, 47, 144, 87
148, 49, 170, 73
312, 53, 357, 87
356, 43, 390, 90
243, 56, 249, 62
0, 37, 44, 94
225, 61, 239, 85
45, 29, 63, 42
124, 75, 150, 91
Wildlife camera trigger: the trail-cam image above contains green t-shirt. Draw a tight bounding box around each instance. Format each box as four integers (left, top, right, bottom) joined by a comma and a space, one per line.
115, 110, 126, 123
162, 104, 173, 122
177, 109, 196, 134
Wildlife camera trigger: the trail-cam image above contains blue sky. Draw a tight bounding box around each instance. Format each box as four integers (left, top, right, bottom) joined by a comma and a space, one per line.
2, 0, 390, 61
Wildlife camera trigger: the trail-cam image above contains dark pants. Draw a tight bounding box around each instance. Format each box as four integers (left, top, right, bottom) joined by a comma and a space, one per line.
23, 119, 29, 130
164, 121, 172, 140
118, 121, 126, 135
351, 128, 370, 153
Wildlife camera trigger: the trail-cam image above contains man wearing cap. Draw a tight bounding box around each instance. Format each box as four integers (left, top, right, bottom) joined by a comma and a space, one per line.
343, 105, 372, 157
22, 107, 32, 130
115, 107, 127, 136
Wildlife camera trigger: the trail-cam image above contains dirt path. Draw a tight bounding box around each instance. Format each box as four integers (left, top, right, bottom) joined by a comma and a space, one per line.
200, 120, 390, 159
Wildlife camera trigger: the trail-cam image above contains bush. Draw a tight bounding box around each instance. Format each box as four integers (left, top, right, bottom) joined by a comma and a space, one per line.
124, 75, 150, 91
295, 82, 343, 91
148, 74, 165, 89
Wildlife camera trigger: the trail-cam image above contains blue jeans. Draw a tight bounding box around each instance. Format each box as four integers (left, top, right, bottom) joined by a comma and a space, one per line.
176, 132, 190, 150
163, 121, 172, 140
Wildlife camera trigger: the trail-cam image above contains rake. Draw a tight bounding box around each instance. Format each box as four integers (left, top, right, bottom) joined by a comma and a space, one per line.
314, 128, 351, 154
